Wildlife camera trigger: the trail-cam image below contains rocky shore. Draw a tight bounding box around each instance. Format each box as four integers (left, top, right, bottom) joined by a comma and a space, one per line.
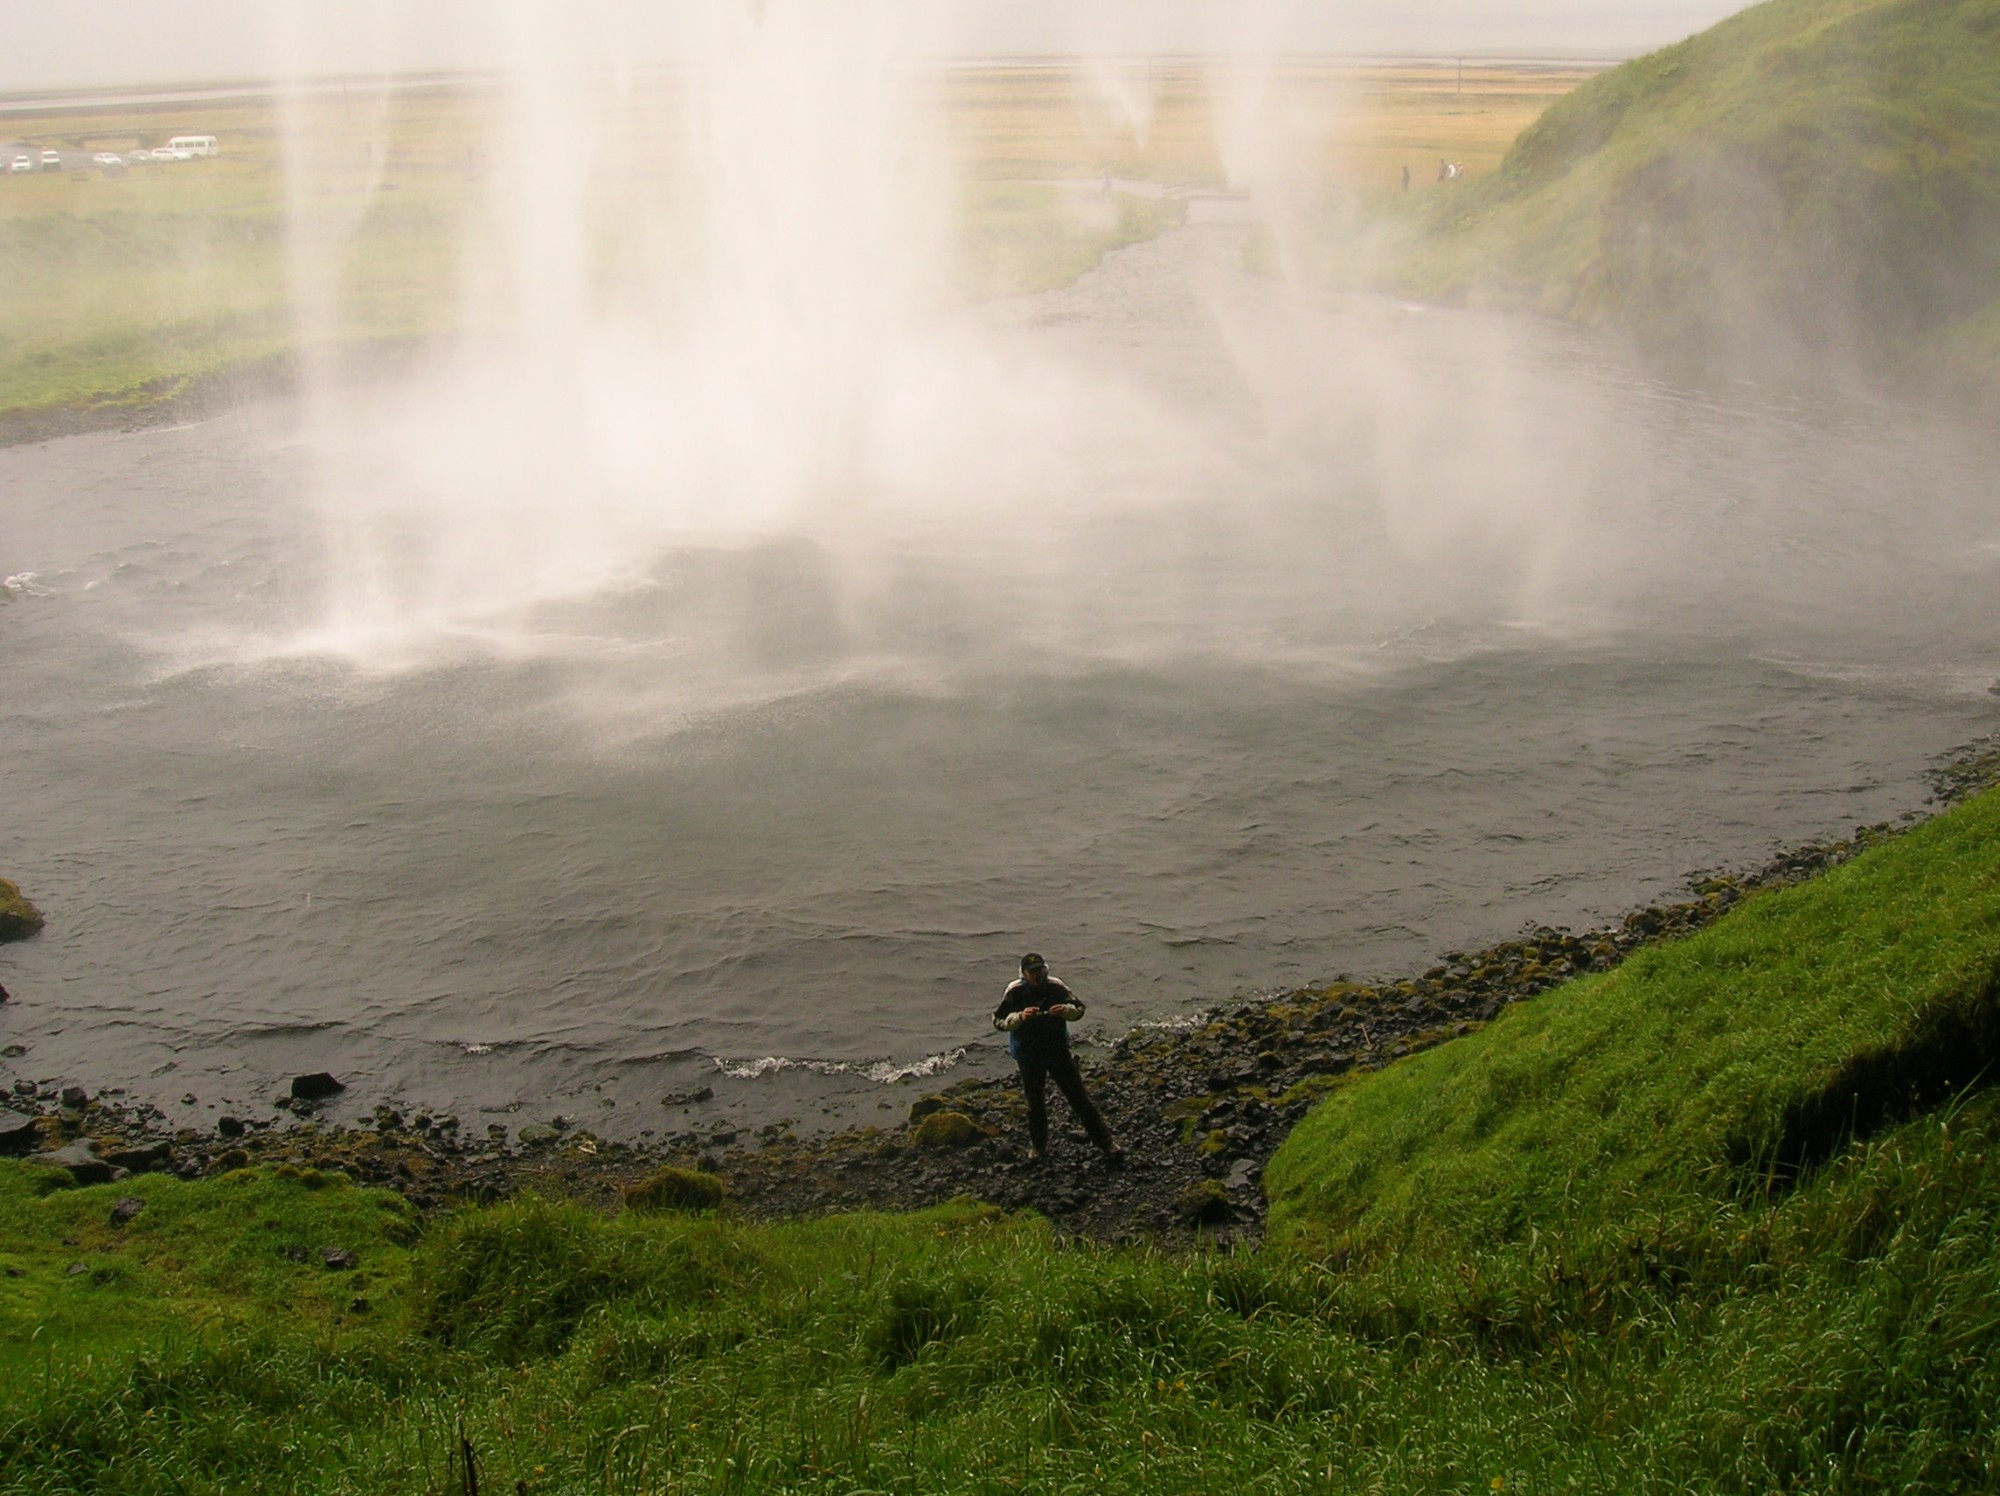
10, 732, 1996, 1249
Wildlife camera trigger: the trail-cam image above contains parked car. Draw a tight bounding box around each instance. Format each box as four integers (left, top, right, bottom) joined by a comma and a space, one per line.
92, 152, 125, 171
8, 155, 31, 174
126, 148, 153, 163
39, 149, 61, 171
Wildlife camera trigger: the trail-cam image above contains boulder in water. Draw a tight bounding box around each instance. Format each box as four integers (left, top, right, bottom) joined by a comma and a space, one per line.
290, 1073, 345, 1102
0, 879, 42, 943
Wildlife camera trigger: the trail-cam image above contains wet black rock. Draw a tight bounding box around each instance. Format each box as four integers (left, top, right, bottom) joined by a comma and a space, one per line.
217, 1116, 246, 1138
0, 1108, 39, 1152
39, 1140, 115, 1185
291, 1073, 345, 1102
102, 1140, 172, 1173
109, 1196, 145, 1225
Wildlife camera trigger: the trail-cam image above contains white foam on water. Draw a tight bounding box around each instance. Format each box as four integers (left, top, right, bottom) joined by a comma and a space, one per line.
715, 1048, 967, 1085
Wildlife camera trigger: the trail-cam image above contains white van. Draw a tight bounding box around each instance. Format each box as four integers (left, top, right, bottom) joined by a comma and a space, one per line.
166, 135, 218, 158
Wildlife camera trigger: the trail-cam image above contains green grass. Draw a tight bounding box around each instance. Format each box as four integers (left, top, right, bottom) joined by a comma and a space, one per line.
5, 788, 2000, 1492
1266, 781, 2000, 1259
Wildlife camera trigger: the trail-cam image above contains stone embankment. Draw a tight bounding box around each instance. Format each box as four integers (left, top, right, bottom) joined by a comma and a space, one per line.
13, 738, 1995, 1246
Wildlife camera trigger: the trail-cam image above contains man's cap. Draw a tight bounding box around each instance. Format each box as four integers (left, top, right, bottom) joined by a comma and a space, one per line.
1020, 952, 1047, 971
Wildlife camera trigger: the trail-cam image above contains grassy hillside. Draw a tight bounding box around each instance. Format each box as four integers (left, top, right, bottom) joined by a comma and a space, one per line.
1264, 782, 2000, 1490
4, 786, 1999, 1491
1394, 0, 2000, 386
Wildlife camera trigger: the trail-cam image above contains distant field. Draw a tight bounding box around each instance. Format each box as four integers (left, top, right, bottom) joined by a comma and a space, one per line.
0, 61, 1591, 426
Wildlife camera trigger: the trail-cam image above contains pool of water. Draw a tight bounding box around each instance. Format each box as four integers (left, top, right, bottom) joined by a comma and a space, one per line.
3, 224, 1996, 1137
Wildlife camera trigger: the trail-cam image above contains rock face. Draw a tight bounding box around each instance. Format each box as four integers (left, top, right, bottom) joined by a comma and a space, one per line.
0, 879, 43, 942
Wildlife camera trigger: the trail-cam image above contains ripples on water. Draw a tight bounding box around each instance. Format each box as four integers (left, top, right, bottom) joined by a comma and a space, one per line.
1, 227, 1996, 1135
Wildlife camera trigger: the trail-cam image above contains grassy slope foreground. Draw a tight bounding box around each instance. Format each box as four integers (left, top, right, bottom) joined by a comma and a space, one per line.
2, 786, 1998, 1492
1392, 0, 2000, 386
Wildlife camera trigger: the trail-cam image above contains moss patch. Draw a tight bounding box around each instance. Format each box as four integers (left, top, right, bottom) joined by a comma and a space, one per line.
0, 878, 43, 943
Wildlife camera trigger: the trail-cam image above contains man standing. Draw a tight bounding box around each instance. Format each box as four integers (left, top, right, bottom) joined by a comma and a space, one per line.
993, 953, 1122, 1163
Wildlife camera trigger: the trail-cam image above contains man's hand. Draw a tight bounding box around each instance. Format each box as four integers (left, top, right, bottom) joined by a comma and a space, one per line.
1018, 1007, 1041, 1022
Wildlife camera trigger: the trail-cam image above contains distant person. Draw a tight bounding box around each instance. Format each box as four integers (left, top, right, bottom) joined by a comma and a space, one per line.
1438, 158, 1448, 183
993, 953, 1121, 1164
1402, 164, 1410, 192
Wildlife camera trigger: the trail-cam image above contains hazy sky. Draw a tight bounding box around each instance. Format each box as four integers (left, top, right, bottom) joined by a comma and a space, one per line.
0, 1, 1748, 95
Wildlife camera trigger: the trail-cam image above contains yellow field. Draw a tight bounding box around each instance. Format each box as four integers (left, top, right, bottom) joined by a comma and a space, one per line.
935, 59, 1599, 192
0, 61, 1594, 421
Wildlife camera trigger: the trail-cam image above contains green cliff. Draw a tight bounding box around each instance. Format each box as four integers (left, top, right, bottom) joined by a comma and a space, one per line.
1404, 0, 2000, 386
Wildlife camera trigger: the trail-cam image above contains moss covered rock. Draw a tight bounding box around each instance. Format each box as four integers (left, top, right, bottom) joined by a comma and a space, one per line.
622, 1166, 726, 1214
0, 879, 43, 943
911, 1111, 985, 1149
1176, 1178, 1233, 1225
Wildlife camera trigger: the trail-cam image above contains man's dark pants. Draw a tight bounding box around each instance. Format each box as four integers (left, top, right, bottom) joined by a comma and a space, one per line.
1017, 1047, 1114, 1154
